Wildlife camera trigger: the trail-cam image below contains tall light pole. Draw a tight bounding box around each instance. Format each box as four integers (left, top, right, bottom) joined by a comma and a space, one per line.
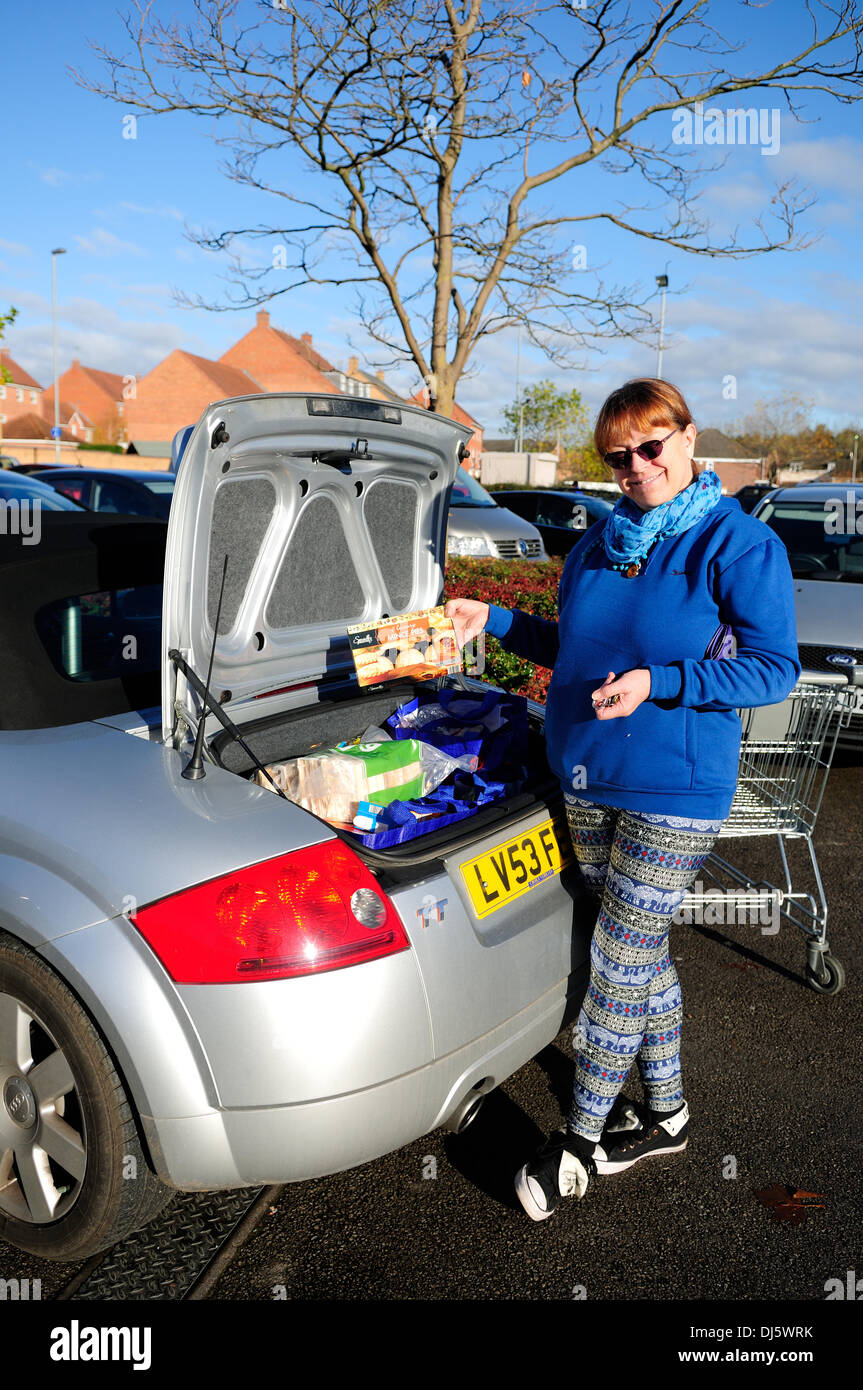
852, 433, 859, 484
515, 325, 524, 452
51, 248, 66, 464
656, 273, 669, 380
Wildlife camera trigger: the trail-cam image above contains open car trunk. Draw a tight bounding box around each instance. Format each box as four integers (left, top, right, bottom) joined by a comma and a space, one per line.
163, 392, 561, 872
208, 673, 561, 873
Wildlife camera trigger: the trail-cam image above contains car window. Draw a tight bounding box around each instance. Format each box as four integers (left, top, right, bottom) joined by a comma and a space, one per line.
757, 498, 863, 580
139, 478, 174, 519
34, 584, 163, 681
92, 480, 149, 514
498, 493, 535, 521
535, 495, 588, 530
449, 469, 497, 507
52, 478, 91, 507
0, 478, 84, 510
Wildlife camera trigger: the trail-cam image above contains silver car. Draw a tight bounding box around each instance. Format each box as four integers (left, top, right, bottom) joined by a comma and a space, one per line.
0, 392, 580, 1261
447, 469, 547, 560
754, 483, 863, 747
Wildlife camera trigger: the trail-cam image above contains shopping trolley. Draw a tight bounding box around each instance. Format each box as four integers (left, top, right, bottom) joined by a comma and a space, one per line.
681, 671, 859, 994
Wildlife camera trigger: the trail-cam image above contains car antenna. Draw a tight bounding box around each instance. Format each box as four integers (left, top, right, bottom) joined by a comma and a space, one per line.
182, 553, 228, 782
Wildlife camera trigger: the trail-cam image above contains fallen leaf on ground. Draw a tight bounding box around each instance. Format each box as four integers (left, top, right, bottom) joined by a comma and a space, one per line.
753, 1183, 825, 1224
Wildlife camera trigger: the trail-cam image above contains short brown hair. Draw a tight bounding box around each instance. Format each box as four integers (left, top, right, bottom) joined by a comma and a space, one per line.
594, 378, 695, 460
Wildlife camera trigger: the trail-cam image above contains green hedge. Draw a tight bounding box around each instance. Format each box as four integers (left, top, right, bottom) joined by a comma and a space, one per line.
443, 557, 563, 703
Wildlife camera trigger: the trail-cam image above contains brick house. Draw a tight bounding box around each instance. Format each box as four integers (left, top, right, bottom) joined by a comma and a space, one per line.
49, 401, 94, 441
693, 427, 764, 494
1, 410, 77, 443
122, 349, 263, 446
342, 357, 407, 404
0, 349, 43, 432
407, 388, 484, 472
41, 360, 128, 444
219, 311, 346, 395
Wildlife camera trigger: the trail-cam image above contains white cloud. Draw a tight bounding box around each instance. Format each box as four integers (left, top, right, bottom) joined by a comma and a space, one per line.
32, 165, 101, 189
441, 281, 863, 435
700, 173, 770, 213
0, 238, 32, 258
73, 228, 148, 258
775, 136, 863, 200
0, 290, 213, 386
593, 292, 862, 431
119, 201, 185, 221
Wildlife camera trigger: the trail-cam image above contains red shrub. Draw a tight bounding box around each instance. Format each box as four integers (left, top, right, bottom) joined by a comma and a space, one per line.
444, 558, 564, 703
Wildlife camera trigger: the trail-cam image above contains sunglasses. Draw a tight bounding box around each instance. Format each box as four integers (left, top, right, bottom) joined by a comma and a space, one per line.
603, 427, 679, 470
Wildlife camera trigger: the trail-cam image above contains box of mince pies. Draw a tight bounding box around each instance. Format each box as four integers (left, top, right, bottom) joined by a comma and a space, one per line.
347, 605, 462, 688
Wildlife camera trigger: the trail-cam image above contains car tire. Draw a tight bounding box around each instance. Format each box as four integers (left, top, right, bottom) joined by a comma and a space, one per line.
0, 933, 175, 1261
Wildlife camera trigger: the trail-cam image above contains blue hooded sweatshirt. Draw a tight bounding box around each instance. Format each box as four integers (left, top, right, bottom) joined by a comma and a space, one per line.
484, 497, 801, 819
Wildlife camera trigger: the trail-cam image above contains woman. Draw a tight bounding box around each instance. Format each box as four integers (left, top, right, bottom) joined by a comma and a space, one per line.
445, 378, 800, 1223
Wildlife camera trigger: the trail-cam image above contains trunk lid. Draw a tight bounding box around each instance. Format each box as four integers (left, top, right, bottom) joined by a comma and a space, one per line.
161, 392, 471, 740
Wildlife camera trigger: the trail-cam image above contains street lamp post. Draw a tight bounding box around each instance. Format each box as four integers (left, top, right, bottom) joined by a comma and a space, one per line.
51, 248, 66, 464
515, 325, 523, 452
852, 433, 859, 484
656, 273, 669, 380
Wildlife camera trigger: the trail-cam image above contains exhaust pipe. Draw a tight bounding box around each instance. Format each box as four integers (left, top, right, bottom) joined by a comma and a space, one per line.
444, 1081, 490, 1134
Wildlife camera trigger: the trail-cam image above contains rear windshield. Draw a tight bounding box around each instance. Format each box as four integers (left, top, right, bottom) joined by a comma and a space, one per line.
35, 584, 163, 681
757, 497, 863, 581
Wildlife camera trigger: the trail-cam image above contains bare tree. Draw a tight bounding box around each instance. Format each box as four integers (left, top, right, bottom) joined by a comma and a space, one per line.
75, 0, 863, 415
731, 387, 815, 444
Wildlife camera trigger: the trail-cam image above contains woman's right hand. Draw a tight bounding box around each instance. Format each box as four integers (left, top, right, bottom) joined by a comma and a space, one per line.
444, 598, 490, 652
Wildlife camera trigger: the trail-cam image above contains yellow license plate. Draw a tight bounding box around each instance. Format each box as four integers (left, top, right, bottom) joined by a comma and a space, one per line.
460, 817, 572, 919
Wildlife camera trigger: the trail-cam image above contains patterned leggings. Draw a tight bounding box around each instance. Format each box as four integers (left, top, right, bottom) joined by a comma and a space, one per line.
564, 795, 724, 1142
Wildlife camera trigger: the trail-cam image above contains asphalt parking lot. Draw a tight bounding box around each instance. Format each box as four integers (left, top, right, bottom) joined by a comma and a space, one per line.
203, 754, 863, 1304
2, 756, 861, 1312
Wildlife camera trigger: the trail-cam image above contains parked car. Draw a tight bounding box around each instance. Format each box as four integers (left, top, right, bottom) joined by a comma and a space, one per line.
754, 483, 863, 747
0, 471, 86, 510
735, 481, 775, 514
0, 394, 581, 1262
489, 487, 614, 556
0, 453, 21, 470
4, 459, 72, 475
31, 467, 176, 520
447, 469, 547, 560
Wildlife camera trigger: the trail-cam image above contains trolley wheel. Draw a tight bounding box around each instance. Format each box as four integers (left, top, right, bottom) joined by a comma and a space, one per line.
806, 952, 845, 996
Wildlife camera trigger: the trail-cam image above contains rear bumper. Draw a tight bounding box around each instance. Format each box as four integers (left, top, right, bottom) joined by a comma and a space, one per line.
140, 980, 569, 1189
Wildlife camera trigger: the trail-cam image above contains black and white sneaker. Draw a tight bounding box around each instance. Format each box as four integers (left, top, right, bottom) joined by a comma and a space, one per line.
593, 1102, 689, 1175
515, 1131, 597, 1222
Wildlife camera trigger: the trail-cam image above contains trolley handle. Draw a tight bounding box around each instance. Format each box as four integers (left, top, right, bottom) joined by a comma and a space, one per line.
797, 667, 860, 688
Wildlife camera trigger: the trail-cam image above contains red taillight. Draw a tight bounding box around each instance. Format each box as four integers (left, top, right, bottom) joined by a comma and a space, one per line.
130, 841, 409, 983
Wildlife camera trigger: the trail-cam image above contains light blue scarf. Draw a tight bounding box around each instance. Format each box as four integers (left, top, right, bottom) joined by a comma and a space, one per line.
602, 470, 722, 570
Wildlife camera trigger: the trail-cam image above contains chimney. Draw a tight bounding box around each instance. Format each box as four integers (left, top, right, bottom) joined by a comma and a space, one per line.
256, 310, 270, 328
348, 355, 358, 375
376, 370, 385, 381
301, 332, 312, 346
71, 358, 80, 368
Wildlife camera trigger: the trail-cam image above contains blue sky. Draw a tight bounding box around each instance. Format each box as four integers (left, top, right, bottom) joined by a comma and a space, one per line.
2, 0, 862, 441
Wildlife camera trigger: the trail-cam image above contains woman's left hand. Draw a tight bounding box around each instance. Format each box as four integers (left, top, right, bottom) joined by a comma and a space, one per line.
591, 669, 652, 719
